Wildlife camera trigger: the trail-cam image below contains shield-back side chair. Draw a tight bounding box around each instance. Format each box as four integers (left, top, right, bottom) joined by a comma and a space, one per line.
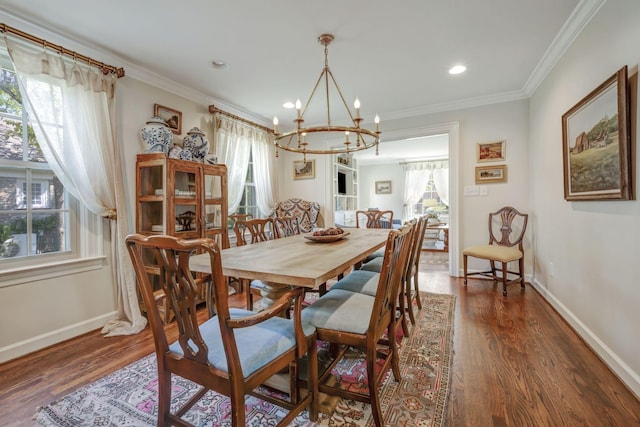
301, 224, 414, 427
273, 216, 302, 239
125, 234, 318, 427
356, 210, 394, 229
463, 206, 529, 297
234, 218, 276, 310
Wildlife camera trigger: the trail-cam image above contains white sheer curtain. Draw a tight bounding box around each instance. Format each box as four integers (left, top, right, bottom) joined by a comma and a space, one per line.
6, 38, 146, 336
251, 131, 278, 216
215, 116, 251, 213
215, 115, 277, 216
402, 163, 431, 220
432, 165, 449, 206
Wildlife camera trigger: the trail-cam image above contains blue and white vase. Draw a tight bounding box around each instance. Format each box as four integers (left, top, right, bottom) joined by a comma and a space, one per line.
183, 127, 209, 162
140, 116, 173, 154
179, 149, 193, 161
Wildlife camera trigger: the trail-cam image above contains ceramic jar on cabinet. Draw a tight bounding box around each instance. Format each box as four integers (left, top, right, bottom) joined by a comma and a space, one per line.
140, 116, 173, 154
182, 127, 210, 162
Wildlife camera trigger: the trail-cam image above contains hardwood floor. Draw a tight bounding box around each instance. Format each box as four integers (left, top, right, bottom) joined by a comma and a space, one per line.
1, 263, 639, 426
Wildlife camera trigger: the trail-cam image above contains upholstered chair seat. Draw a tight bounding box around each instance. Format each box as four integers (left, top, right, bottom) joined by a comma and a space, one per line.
463, 244, 522, 263
170, 307, 315, 377
327, 269, 380, 296
302, 289, 375, 334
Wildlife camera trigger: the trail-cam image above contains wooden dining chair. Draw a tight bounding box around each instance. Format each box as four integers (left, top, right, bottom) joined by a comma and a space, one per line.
301, 224, 414, 427
234, 218, 275, 310
463, 206, 529, 297
356, 209, 394, 229
273, 216, 302, 239
125, 234, 317, 427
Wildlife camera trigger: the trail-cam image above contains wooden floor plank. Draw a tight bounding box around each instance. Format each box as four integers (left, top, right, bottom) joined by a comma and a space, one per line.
1, 263, 639, 426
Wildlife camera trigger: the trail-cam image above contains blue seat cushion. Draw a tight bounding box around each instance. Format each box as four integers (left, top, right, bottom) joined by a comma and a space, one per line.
363, 248, 385, 263
329, 269, 380, 296
360, 256, 384, 273
302, 289, 374, 335
169, 308, 315, 378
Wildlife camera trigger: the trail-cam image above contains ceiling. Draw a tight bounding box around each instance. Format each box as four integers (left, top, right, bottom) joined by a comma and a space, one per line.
0, 0, 589, 160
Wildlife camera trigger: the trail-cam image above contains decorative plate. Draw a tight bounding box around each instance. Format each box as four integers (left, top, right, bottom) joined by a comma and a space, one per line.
304, 231, 350, 243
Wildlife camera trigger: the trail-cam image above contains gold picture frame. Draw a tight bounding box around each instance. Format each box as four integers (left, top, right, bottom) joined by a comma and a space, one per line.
375, 180, 392, 194
475, 165, 507, 184
561, 66, 633, 201
293, 159, 315, 179
154, 104, 182, 135
477, 140, 506, 162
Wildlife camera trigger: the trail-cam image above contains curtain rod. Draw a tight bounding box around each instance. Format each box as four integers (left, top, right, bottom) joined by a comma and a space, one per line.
0, 23, 125, 77
208, 104, 273, 134
399, 157, 448, 165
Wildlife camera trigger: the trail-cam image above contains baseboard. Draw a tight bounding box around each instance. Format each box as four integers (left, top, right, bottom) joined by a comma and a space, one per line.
0, 312, 117, 364
531, 279, 640, 400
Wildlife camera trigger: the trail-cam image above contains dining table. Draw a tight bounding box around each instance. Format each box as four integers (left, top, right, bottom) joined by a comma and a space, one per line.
189, 227, 390, 307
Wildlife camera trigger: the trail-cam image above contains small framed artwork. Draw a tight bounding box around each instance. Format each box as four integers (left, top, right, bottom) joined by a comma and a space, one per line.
562, 66, 633, 201
293, 159, 315, 180
154, 104, 182, 135
375, 180, 392, 194
475, 165, 507, 184
477, 140, 506, 162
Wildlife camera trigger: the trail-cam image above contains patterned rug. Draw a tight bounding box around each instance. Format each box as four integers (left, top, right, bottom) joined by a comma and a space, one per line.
33, 292, 455, 427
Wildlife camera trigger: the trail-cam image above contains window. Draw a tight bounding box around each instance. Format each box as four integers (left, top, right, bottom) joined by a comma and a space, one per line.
412, 173, 448, 217
234, 150, 259, 220
0, 52, 84, 264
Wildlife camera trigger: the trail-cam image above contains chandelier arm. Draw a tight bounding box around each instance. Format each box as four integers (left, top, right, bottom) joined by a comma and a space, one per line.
326, 68, 356, 125
302, 69, 328, 119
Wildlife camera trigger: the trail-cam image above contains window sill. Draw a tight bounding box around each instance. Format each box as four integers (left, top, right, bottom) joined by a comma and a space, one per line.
0, 256, 107, 289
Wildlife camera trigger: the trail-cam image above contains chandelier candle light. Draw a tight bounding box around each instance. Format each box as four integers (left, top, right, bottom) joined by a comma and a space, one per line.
273, 34, 381, 161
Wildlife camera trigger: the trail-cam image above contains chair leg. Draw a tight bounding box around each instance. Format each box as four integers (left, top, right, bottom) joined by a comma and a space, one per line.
243, 279, 252, 310
398, 285, 410, 337
463, 255, 468, 286
519, 257, 525, 288
490, 260, 498, 281
157, 368, 172, 426
229, 388, 246, 427
367, 347, 385, 427
307, 335, 319, 422
413, 270, 422, 309
501, 262, 508, 297
405, 279, 416, 326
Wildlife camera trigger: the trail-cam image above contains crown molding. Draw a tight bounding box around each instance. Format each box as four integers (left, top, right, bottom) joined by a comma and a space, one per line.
523, 0, 606, 96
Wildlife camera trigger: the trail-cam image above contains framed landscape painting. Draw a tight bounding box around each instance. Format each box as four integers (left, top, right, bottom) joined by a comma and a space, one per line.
154, 104, 182, 135
293, 159, 315, 179
477, 140, 505, 162
561, 66, 633, 201
475, 165, 507, 184
375, 180, 392, 194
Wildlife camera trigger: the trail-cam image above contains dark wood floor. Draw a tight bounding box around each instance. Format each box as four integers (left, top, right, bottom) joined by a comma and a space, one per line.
1, 261, 639, 426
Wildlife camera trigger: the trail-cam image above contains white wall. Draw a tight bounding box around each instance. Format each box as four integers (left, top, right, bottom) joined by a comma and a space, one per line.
529, 0, 640, 396
359, 163, 405, 220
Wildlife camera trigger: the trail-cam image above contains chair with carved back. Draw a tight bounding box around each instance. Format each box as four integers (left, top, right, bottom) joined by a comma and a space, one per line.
234, 218, 276, 310
301, 224, 414, 427
273, 216, 302, 239
125, 234, 318, 427
273, 198, 320, 233
356, 210, 394, 229
463, 206, 529, 297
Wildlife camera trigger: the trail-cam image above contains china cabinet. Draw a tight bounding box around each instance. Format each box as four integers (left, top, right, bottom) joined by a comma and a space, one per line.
333, 155, 358, 227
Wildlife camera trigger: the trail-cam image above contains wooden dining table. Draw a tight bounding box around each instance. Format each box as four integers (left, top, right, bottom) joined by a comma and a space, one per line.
190, 227, 390, 306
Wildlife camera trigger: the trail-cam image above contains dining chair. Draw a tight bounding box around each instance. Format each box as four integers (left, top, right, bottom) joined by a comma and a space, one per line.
344, 218, 423, 336
301, 224, 414, 427
356, 209, 394, 229
125, 234, 318, 427
234, 218, 276, 310
273, 215, 302, 238
463, 206, 529, 297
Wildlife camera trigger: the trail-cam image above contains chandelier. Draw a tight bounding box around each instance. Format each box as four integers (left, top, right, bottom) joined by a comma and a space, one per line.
273, 34, 381, 160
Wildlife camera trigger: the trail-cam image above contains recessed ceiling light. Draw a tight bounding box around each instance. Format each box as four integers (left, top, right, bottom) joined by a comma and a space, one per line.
449, 65, 466, 75
283, 101, 295, 109
211, 59, 229, 70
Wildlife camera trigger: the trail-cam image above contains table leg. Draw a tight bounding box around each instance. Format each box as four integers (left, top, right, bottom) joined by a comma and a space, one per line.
260, 282, 292, 308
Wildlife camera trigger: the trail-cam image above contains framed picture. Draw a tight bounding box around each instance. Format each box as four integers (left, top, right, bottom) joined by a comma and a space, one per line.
562, 66, 632, 201
375, 180, 392, 194
154, 104, 182, 135
475, 165, 507, 184
293, 159, 315, 179
477, 140, 506, 162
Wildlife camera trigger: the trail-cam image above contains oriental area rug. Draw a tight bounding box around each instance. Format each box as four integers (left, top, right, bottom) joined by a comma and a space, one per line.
33, 292, 455, 427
